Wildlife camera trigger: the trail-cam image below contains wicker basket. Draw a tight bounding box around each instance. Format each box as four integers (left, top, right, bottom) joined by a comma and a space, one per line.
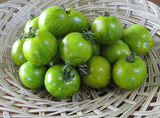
0, 0, 160, 117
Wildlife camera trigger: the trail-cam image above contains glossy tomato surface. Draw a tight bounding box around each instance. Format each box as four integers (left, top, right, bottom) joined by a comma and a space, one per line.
122, 24, 153, 55
44, 64, 81, 98
23, 28, 58, 66
11, 37, 27, 66
112, 55, 147, 90
38, 6, 71, 38
82, 55, 111, 88
59, 32, 92, 66
102, 40, 130, 65
91, 15, 123, 45
19, 61, 47, 89
66, 8, 90, 33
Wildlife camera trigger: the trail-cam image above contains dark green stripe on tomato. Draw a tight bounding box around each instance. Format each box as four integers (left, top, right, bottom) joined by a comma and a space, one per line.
91, 15, 123, 45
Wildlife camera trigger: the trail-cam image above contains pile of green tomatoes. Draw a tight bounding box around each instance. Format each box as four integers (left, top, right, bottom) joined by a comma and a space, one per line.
11, 6, 153, 98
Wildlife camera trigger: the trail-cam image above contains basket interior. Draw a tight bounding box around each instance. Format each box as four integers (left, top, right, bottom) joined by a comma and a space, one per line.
0, 0, 160, 117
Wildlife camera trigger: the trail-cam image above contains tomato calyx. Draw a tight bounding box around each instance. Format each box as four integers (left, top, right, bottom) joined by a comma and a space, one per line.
62, 57, 79, 83
30, 13, 35, 20
25, 27, 39, 39
83, 28, 100, 55
78, 62, 90, 76
101, 10, 111, 17
125, 52, 136, 63
66, 10, 71, 15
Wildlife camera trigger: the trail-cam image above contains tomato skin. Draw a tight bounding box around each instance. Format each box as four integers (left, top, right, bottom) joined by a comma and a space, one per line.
45, 52, 62, 67
19, 61, 47, 89
82, 56, 111, 88
24, 16, 39, 34
102, 40, 130, 65
112, 55, 147, 90
66, 8, 90, 33
91, 15, 123, 45
122, 24, 153, 55
92, 41, 101, 56
44, 64, 81, 98
38, 6, 71, 38
59, 32, 92, 66
23, 29, 58, 66
11, 38, 27, 66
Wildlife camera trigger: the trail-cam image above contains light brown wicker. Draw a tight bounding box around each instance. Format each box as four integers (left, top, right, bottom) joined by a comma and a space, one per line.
0, 0, 160, 117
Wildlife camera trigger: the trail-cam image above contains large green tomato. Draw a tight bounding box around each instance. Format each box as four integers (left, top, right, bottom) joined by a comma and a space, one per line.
122, 24, 153, 55
45, 64, 81, 98
112, 53, 147, 90
59, 32, 92, 66
81, 55, 111, 88
23, 28, 58, 66
66, 8, 90, 33
19, 61, 47, 89
102, 40, 130, 65
24, 15, 39, 34
11, 37, 27, 66
91, 11, 123, 45
38, 6, 71, 38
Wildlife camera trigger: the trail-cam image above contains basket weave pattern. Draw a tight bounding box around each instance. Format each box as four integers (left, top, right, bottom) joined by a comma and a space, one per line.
0, 0, 160, 117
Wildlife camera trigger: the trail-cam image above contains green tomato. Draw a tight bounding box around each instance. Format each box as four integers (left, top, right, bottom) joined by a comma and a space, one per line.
66, 8, 90, 33
38, 6, 71, 38
23, 28, 58, 66
59, 32, 92, 66
81, 55, 111, 88
19, 61, 47, 89
112, 53, 147, 90
24, 15, 39, 34
102, 40, 130, 65
122, 24, 153, 55
45, 64, 81, 98
91, 12, 123, 45
11, 37, 27, 66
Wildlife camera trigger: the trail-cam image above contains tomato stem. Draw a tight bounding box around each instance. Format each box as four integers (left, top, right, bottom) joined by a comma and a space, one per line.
125, 52, 136, 62
83, 28, 100, 55
78, 62, 90, 76
66, 10, 71, 15
25, 27, 38, 39
62, 57, 79, 83
30, 13, 35, 20
101, 10, 111, 17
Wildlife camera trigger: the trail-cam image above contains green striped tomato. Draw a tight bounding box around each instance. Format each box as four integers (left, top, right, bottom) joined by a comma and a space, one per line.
122, 24, 153, 55
59, 32, 92, 66
112, 53, 147, 90
66, 8, 90, 33
38, 6, 71, 38
91, 12, 123, 45
23, 28, 58, 66
44, 64, 81, 98
81, 55, 111, 88
24, 16, 39, 34
19, 61, 47, 89
11, 37, 27, 66
102, 40, 131, 65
